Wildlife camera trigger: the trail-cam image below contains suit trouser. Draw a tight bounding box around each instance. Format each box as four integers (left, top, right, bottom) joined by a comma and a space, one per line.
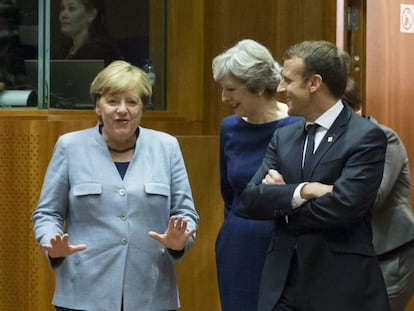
378, 240, 414, 311
273, 251, 303, 311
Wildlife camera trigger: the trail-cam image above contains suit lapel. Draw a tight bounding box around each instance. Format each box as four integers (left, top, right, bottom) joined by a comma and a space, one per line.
282, 121, 306, 182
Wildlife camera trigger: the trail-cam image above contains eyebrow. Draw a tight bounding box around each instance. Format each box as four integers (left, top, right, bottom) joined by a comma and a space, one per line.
280, 71, 290, 80
281, 69, 291, 77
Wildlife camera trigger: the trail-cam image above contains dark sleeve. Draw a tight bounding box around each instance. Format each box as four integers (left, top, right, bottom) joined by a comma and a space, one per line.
49, 256, 65, 270
73, 38, 124, 65
374, 125, 407, 209
241, 131, 300, 219
168, 248, 184, 259
242, 182, 298, 219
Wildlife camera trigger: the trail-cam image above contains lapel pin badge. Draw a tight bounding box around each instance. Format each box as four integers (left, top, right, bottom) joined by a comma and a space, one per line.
327, 136, 333, 142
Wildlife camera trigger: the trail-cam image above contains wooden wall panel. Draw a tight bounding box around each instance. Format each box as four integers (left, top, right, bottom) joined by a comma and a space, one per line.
166, 0, 205, 121
149, 0, 167, 110
0, 119, 54, 311
175, 136, 222, 311
366, 1, 414, 209
366, 2, 414, 309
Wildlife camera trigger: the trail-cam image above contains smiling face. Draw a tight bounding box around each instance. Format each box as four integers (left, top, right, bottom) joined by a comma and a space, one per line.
95, 90, 144, 148
59, 0, 96, 39
218, 74, 261, 118
277, 57, 313, 119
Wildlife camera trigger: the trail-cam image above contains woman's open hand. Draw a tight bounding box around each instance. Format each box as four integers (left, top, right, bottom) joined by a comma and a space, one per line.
148, 216, 197, 251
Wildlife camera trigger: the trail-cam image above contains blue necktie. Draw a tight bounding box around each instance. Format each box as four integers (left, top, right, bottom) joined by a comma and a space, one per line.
303, 123, 319, 170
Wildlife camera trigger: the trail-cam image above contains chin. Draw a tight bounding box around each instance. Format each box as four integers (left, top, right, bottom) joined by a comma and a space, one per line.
287, 107, 297, 116
232, 107, 243, 116
60, 27, 71, 36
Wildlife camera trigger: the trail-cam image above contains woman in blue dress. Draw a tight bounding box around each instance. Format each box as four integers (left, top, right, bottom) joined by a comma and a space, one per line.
212, 39, 301, 311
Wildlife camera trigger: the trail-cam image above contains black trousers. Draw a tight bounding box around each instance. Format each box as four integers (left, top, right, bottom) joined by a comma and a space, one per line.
273, 251, 303, 311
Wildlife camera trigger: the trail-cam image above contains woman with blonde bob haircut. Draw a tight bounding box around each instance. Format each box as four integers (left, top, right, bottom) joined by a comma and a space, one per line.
33, 60, 199, 311
90, 60, 152, 110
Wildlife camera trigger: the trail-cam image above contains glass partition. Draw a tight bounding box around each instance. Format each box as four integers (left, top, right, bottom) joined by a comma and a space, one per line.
0, 0, 166, 110
0, 0, 38, 108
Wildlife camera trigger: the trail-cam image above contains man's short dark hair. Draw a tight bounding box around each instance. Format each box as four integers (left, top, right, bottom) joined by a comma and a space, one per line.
284, 40, 350, 99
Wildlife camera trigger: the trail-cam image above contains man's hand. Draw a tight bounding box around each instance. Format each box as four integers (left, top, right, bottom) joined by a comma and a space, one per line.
148, 216, 197, 251
262, 169, 285, 185
301, 182, 333, 200
260, 169, 333, 200
42, 233, 87, 258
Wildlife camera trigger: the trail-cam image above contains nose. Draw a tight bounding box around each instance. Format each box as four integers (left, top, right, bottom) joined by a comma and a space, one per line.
221, 89, 230, 103
277, 80, 286, 93
60, 11, 68, 21
116, 101, 128, 113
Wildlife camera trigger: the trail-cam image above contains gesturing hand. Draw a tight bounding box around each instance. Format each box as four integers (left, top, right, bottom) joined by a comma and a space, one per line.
42, 233, 87, 258
148, 216, 197, 251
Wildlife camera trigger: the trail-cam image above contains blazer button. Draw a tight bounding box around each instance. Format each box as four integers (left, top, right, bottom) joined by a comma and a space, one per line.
120, 214, 127, 221
119, 188, 126, 196
121, 237, 128, 245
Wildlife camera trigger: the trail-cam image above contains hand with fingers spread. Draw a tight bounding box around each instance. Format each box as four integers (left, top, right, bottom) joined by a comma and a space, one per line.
148, 216, 197, 251
42, 233, 87, 258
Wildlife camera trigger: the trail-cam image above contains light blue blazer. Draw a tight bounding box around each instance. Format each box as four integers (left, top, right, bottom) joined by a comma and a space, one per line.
32, 124, 199, 311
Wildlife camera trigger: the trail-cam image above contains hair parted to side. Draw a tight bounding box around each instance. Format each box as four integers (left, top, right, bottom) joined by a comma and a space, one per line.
90, 60, 152, 108
212, 39, 281, 98
284, 40, 350, 99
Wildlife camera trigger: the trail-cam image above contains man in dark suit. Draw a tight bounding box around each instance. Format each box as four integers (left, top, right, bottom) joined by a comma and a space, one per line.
241, 40, 391, 311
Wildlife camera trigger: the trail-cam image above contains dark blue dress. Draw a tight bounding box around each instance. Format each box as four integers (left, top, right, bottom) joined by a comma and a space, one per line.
216, 114, 301, 311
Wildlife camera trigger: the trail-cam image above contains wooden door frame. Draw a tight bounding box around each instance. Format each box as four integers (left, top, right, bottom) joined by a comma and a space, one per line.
337, 0, 366, 113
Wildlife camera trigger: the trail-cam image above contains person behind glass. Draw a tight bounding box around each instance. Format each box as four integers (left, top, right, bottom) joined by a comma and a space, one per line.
343, 77, 414, 311
57, 0, 122, 65
241, 40, 390, 311
212, 39, 302, 311
32, 60, 199, 311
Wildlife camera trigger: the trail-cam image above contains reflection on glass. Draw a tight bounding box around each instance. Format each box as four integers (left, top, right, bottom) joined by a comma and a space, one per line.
0, 0, 166, 110
0, 0, 38, 108
53, 0, 123, 66
48, 0, 118, 108
39, 59, 104, 109
49, 0, 166, 110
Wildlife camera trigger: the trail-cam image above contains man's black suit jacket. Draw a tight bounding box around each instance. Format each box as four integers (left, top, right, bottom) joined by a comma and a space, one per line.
242, 104, 390, 311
